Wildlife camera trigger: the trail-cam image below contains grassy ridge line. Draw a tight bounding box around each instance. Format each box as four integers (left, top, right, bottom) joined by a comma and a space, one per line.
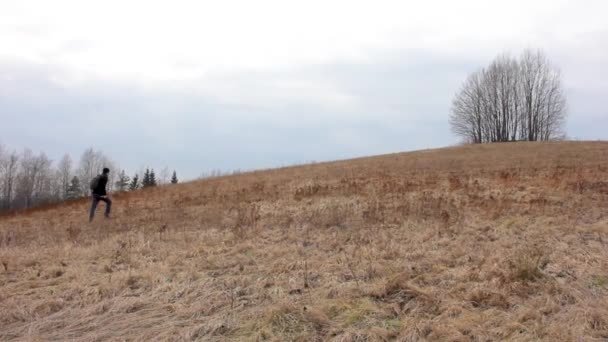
2, 140, 606, 219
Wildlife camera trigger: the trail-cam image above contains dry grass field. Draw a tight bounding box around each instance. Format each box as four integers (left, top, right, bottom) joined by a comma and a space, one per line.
1, 141, 607, 341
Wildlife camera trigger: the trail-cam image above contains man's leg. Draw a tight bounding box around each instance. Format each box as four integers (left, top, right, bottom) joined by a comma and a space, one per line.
89, 196, 100, 222
103, 197, 112, 218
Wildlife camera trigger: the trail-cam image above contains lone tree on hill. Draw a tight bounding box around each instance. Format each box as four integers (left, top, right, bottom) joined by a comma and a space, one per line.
450, 49, 567, 143
171, 171, 178, 184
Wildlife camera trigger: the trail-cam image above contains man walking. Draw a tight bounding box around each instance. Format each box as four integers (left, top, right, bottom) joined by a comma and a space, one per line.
89, 167, 112, 222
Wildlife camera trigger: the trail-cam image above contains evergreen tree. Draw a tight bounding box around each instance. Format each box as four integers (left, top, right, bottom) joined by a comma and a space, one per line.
66, 176, 82, 199
129, 174, 139, 191
115, 170, 130, 191
142, 169, 150, 187
171, 171, 178, 184
149, 169, 157, 186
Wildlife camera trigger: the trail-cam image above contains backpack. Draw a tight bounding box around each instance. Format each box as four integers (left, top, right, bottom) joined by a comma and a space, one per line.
90, 175, 100, 191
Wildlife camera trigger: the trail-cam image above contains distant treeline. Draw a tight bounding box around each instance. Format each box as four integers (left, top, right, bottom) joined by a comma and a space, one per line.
0, 144, 178, 213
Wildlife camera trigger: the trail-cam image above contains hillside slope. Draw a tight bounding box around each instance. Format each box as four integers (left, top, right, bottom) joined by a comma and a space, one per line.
1, 141, 607, 341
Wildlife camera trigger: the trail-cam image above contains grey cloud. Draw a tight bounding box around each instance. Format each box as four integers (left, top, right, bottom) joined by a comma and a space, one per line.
1, 46, 606, 179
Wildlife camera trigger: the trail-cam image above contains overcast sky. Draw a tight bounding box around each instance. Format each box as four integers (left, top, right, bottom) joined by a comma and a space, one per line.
1, 0, 607, 179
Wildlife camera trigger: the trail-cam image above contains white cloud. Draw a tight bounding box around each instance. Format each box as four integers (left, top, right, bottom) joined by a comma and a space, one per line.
1, 0, 607, 177
3, 0, 607, 82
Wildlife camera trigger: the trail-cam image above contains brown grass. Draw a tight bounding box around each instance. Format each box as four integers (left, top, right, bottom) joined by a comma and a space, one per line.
1, 141, 608, 341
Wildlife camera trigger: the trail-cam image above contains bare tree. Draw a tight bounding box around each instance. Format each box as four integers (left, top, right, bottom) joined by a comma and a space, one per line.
450, 49, 566, 143
519, 50, 567, 141
450, 71, 485, 143
14, 150, 53, 209
78, 148, 101, 195
0, 150, 19, 209
57, 154, 72, 199
101, 156, 117, 192
33, 154, 54, 204
159, 166, 170, 185
77, 148, 118, 195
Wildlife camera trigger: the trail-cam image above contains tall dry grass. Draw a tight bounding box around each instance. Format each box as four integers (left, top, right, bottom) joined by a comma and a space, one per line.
1, 141, 607, 341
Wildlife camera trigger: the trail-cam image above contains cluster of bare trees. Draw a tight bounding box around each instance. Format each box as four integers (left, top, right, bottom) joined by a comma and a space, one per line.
450, 49, 567, 143
0, 146, 114, 211
0, 144, 180, 213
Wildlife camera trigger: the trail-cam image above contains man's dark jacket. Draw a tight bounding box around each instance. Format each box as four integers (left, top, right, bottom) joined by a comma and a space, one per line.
92, 175, 109, 196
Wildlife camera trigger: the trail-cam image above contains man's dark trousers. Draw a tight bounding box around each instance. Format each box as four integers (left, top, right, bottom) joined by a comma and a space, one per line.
90, 194, 112, 222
